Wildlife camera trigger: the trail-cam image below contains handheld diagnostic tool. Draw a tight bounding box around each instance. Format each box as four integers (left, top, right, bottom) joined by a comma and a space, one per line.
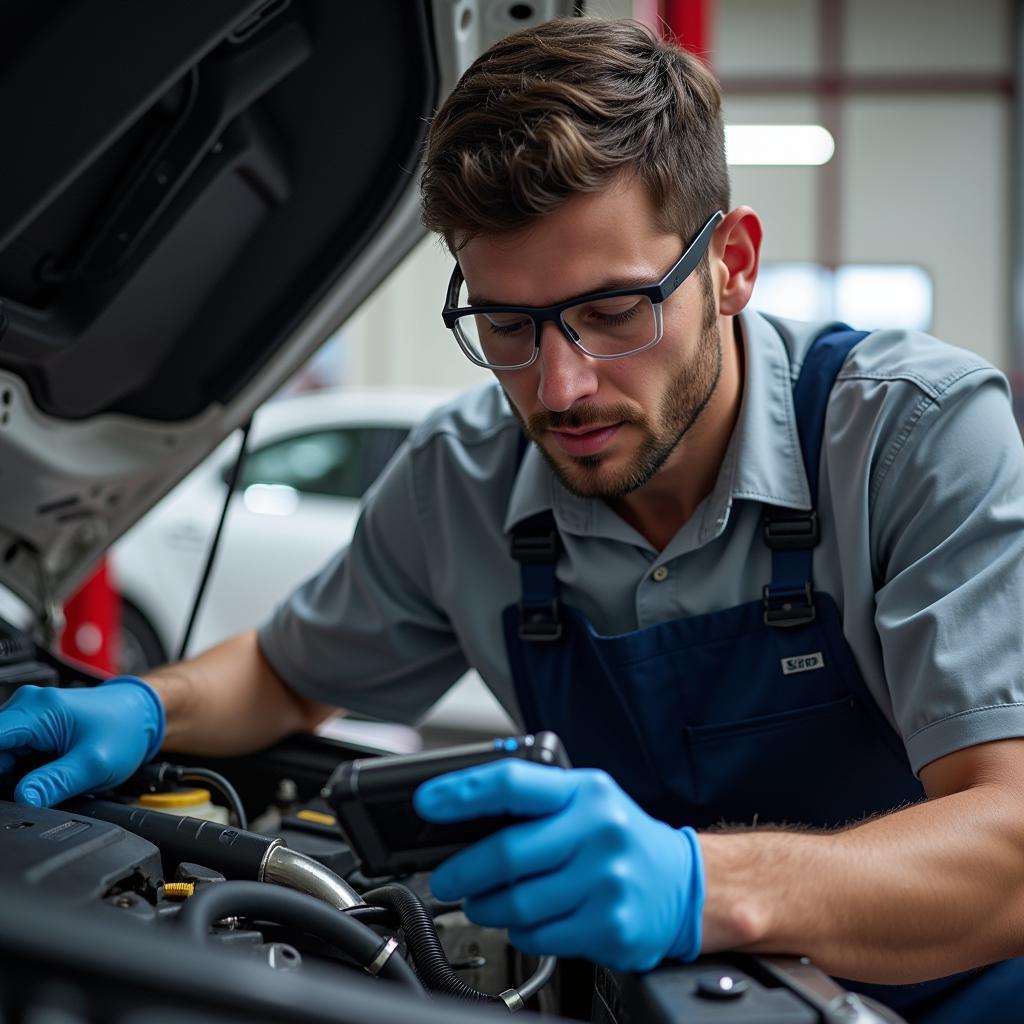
322, 732, 571, 877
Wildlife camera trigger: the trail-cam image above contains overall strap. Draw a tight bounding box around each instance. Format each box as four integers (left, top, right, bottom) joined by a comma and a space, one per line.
763, 325, 869, 627
510, 510, 562, 641
510, 431, 563, 641
508, 324, 870, 640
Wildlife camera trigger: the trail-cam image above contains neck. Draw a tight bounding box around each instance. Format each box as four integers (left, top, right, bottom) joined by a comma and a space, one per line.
609, 317, 745, 551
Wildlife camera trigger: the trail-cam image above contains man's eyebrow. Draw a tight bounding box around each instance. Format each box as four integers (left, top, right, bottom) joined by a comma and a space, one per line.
467, 274, 655, 309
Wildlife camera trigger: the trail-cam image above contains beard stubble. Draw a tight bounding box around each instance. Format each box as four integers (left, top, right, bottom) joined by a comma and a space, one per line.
505, 269, 723, 501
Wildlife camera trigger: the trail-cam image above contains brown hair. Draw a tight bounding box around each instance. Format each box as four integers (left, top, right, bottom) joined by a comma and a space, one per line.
421, 17, 730, 251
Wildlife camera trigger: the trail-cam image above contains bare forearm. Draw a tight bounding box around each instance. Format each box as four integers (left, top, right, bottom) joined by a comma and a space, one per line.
699, 785, 1024, 983
142, 630, 336, 756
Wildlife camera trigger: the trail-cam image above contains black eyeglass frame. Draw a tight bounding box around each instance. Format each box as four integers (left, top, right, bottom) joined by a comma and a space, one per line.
441, 210, 724, 369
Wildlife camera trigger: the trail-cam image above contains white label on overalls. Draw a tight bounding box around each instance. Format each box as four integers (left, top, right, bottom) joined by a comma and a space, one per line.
781, 652, 825, 675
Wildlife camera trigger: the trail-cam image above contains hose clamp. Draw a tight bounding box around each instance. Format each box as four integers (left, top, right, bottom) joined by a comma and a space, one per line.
257, 838, 287, 882
499, 989, 524, 1013
366, 937, 400, 977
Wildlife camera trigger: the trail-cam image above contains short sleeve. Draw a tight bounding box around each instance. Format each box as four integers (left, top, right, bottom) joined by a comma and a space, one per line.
871, 371, 1024, 773
258, 441, 468, 723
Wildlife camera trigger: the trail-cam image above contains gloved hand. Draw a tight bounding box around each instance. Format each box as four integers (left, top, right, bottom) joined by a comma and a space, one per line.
0, 677, 165, 807
414, 760, 704, 972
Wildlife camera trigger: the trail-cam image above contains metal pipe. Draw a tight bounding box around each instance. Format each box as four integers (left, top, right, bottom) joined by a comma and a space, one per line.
262, 845, 364, 910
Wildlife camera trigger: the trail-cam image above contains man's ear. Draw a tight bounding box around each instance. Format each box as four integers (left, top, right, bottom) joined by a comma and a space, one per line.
711, 207, 763, 316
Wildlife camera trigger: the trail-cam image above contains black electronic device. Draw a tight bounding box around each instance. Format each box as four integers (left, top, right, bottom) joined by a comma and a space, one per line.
322, 732, 571, 877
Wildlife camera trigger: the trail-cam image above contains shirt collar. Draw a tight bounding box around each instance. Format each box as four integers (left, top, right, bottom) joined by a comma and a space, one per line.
503, 309, 812, 543
729, 309, 811, 512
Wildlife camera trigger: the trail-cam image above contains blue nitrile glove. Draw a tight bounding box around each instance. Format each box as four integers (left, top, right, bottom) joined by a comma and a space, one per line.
414, 760, 704, 972
0, 676, 165, 807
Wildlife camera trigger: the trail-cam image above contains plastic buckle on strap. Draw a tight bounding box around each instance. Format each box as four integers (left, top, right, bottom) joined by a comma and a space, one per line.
510, 531, 560, 564
763, 583, 816, 628
763, 510, 820, 549
518, 600, 563, 642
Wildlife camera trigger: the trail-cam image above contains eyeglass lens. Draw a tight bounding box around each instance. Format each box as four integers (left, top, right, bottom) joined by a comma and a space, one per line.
453, 280, 659, 368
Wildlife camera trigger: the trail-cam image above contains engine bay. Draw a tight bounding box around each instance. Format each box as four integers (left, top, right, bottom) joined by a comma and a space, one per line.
0, 628, 906, 1024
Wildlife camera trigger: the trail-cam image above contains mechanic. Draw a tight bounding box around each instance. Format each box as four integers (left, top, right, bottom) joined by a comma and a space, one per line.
3, 16, 1024, 1021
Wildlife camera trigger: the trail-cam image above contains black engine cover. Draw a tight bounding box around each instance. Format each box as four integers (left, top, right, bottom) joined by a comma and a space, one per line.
0, 799, 163, 906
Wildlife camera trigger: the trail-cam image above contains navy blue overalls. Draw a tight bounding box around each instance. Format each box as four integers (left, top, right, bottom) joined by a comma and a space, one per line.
502, 326, 1024, 1022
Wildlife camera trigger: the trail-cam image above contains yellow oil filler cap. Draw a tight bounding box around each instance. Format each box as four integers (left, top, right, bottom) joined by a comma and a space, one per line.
134, 788, 230, 825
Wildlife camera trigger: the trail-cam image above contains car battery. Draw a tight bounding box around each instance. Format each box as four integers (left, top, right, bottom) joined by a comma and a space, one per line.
591, 954, 907, 1024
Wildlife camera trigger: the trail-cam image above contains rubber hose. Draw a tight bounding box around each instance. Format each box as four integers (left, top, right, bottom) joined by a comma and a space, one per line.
176, 881, 423, 994
361, 884, 501, 1004
346, 905, 396, 927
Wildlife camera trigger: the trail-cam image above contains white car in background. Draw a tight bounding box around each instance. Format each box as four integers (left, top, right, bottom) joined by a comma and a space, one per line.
110, 387, 515, 747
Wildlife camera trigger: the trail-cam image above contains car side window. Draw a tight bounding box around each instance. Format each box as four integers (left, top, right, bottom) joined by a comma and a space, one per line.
237, 427, 409, 500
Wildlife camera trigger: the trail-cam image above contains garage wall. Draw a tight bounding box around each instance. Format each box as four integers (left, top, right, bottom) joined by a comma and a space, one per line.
720, 0, 1013, 370
336, 0, 1015, 387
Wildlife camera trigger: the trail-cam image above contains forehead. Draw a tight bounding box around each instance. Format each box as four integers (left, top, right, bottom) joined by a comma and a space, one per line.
457, 177, 682, 307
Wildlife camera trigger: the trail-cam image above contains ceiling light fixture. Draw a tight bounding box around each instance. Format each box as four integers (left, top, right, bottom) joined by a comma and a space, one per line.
725, 125, 835, 166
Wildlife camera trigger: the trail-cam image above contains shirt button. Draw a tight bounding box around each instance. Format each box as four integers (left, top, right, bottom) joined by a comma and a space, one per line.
652, 566, 669, 582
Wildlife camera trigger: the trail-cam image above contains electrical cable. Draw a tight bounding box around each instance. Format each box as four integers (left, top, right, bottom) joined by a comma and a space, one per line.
130, 761, 248, 829
344, 905, 395, 927
345, 897, 458, 928
176, 418, 253, 662
179, 768, 247, 830
176, 880, 424, 994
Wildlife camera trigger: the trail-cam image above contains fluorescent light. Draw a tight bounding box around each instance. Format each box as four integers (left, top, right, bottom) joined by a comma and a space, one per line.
725, 125, 835, 166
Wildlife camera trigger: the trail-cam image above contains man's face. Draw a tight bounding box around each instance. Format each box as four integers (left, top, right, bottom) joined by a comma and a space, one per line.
456, 177, 723, 500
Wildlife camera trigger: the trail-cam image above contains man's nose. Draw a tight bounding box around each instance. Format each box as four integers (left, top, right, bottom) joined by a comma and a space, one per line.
536, 319, 599, 413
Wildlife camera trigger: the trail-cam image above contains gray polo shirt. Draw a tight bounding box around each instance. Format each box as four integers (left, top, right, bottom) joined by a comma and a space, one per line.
259, 310, 1024, 775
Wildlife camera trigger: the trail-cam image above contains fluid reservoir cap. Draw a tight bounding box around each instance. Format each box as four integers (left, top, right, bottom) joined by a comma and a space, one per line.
137, 788, 212, 809
296, 809, 338, 826
695, 973, 749, 1000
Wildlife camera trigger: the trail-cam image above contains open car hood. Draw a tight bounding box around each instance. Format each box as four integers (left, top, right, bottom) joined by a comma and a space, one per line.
0, 0, 575, 626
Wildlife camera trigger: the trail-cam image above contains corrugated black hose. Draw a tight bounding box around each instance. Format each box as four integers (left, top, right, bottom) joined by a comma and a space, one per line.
361, 884, 503, 1004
